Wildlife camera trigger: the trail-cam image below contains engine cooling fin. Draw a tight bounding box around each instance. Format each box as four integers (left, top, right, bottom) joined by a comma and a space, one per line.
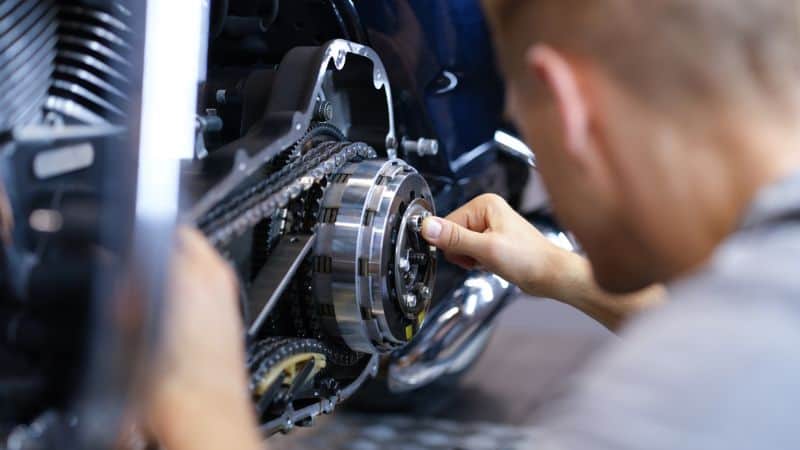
46, 2, 132, 125
0, 0, 58, 131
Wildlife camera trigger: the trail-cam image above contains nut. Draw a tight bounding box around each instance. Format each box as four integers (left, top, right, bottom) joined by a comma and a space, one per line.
408, 211, 431, 233
398, 257, 411, 272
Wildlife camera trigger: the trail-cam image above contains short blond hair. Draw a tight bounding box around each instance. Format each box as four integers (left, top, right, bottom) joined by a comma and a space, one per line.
482, 0, 800, 111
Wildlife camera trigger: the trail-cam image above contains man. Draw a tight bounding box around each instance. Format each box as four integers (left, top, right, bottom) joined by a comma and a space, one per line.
421, 1, 800, 448
151, 0, 800, 449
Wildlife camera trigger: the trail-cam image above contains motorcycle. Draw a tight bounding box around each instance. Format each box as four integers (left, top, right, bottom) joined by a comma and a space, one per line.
0, 1, 570, 447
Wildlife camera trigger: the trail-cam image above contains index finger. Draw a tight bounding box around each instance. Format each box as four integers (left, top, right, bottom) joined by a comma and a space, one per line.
444, 194, 498, 233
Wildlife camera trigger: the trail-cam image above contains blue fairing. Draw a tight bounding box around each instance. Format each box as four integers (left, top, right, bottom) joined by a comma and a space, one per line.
354, 0, 506, 176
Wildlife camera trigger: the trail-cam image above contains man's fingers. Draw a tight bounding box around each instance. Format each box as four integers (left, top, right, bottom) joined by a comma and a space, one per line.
422, 217, 489, 258
444, 193, 511, 234
446, 253, 479, 270
444, 197, 491, 232
173, 226, 240, 303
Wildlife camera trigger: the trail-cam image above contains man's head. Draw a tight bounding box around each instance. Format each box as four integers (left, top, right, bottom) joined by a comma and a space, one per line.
482, 0, 800, 292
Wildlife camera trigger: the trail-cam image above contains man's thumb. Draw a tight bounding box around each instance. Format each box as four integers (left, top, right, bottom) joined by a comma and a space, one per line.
421, 217, 487, 256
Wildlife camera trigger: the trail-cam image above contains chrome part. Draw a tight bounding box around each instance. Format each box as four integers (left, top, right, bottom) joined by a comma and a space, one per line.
408, 209, 431, 234
194, 110, 223, 159
32, 142, 94, 179
450, 140, 494, 173
315, 99, 334, 122
313, 159, 436, 354
190, 40, 398, 220
393, 199, 436, 318
402, 137, 439, 157
47, 4, 133, 125
387, 224, 579, 392
387, 273, 514, 392
28, 209, 63, 233
533, 218, 581, 253
494, 130, 537, 169
247, 234, 317, 336
432, 70, 459, 95
0, 0, 57, 130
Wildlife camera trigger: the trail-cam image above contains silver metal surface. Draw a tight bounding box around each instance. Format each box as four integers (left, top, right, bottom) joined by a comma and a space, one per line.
47, 4, 132, 125
247, 234, 316, 336
533, 218, 581, 253
190, 39, 399, 220
494, 130, 537, 169
387, 273, 515, 392
451, 131, 537, 173
73, 0, 203, 447
0, 0, 57, 130
32, 142, 95, 179
433, 70, 459, 95
402, 137, 439, 157
387, 222, 579, 392
393, 199, 435, 318
313, 159, 436, 354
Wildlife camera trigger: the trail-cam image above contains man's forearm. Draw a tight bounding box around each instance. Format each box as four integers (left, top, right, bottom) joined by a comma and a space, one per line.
150, 383, 264, 450
541, 251, 666, 332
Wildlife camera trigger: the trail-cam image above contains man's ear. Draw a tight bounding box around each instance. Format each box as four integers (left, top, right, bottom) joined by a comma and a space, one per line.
525, 45, 590, 157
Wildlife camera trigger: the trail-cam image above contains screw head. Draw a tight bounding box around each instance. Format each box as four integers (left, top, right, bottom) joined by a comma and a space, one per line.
418, 285, 432, 300
403, 293, 418, 308
398, 257, 411, 272
408, 211, 431, 233
315, 100, 334, 122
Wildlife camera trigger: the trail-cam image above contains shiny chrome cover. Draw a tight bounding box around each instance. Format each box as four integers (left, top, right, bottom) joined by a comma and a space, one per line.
313, 159, 436, 354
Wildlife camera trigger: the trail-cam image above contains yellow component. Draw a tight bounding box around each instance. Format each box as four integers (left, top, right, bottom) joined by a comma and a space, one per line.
405, 324, 414, 340
417, 310, 426, 326
254, 352, 327, 396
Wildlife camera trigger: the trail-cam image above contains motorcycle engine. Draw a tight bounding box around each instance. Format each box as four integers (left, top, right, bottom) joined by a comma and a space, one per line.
1, 0, 141, 444
0, 0, 440, 443
185, 5, 440, 434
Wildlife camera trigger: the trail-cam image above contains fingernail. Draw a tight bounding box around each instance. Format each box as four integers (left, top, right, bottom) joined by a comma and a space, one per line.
422, 217, 443, 240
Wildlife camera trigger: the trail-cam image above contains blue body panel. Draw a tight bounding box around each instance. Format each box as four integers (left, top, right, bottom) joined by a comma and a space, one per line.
354, 0, 506, 176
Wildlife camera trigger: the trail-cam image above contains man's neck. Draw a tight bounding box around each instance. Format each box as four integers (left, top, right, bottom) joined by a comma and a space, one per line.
655, 117, 800, 280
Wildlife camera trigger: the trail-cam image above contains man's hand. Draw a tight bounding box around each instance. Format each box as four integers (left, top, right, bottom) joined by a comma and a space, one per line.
147, 227, 263, 450
422, 194, 665, 331
421, 194, 570, 299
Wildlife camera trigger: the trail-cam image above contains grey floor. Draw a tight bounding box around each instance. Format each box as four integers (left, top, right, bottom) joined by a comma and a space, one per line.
271, 294, 613, 450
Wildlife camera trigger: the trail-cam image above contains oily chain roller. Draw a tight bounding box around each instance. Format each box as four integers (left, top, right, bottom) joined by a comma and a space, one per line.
199, 141, 377, 247
207, 138, 376, 427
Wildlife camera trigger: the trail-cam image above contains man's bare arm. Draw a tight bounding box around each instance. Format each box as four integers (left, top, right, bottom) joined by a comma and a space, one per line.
549, 250, 666, 331
147, 228, 263, 450
421, 194, 665, 332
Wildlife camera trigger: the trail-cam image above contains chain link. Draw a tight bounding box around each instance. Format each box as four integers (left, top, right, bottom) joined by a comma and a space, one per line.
199, 141, 377, 247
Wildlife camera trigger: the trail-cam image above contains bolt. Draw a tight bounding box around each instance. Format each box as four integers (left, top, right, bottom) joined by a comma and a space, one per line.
408, 211, 431, 233
403, 293, 418, 308
29, 209, 62, 233
215, 89, 227, 104
402, 137, 439, 157
197, 109, 223, 132
410, 252, 428, 264
398, 257, 411, 272
315, 100, 334, 122
418, 285, 432, 300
